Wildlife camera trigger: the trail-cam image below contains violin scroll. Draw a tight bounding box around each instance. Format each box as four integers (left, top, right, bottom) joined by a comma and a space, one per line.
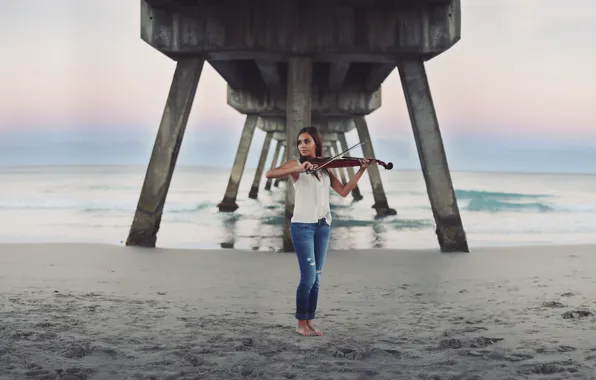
380, 160, 393, 170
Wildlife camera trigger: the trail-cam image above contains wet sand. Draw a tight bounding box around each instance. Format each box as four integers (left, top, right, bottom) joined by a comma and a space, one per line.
1, 243, 596, 380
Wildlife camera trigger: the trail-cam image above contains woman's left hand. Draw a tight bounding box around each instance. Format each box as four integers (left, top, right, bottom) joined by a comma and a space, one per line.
359, 158, 373, 169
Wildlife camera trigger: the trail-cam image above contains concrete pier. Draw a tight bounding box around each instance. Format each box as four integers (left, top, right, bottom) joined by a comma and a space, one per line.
398, 60, 469, 252
283, 57, 313, 251
338, 133, 363, 201
248, 131, 273, 199
329, 142, 348, 185
273, 147, 286, 188
217, 115, 258, 212
321, 133, 348, 185
264, 139, 282, 191
354, 117, 397, 217
225, 74, 385, 251
126, 58, 204, 247
134, 0, 468, 252
322, 145, 338, 179
331, 141, 350, 186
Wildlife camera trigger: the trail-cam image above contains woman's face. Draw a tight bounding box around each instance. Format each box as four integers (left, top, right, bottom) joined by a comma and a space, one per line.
297, 133, 317, 158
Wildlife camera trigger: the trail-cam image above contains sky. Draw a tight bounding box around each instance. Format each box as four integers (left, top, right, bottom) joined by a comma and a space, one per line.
1, 0, 595, 173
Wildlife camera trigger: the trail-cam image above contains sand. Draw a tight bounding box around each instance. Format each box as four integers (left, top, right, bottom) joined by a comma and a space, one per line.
1, 243, 596, 380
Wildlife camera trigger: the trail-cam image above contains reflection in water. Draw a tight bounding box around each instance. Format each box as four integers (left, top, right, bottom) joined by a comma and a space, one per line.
220, 214, 239, 249
371, 223, 386, 249
215, 182, 433, 252
218, 206, 432, 251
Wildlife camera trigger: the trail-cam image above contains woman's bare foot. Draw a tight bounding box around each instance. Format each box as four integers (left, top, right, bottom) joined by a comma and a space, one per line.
306, 320, 324, 336
296, 320, 316, 336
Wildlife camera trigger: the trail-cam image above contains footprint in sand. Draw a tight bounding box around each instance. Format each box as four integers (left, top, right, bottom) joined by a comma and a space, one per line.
542, 301, 565, 308
562, 310, 593, 319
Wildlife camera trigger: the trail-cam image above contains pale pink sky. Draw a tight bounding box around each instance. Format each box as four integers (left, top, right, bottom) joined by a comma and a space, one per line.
1, 0, 595, 141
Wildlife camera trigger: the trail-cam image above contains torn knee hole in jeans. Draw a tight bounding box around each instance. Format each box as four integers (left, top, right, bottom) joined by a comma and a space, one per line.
316, 270, 321, 274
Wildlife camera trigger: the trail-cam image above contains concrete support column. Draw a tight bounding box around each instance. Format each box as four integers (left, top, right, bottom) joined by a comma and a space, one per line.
273, 146, 286, 187
354, 117, 397, 216
284, 56, 313, 252
330, 143, 348, 184
265, 139, 282, 191
323, 145, 330, 172
338, 133, 364, 201
249, 131, 273, 199
398, 59, 468, 252
323, 145, 339, 178
126, 58, 204, 247
217, 115, 258, 212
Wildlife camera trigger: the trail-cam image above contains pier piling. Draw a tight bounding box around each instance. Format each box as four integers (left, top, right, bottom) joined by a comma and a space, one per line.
248, 131, 273, 199
217, 115, 258, 212
126, 58, 204, 247
398, 60, 469, 252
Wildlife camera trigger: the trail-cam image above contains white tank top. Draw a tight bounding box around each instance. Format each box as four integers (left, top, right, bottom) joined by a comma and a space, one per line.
291, 160, 332, 224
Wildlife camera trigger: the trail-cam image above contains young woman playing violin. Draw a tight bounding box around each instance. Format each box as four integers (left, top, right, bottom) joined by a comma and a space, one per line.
265, 126, 373, 337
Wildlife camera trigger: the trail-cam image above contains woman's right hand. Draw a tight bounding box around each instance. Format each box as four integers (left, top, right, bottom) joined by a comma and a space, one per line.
295, 161, 317, 173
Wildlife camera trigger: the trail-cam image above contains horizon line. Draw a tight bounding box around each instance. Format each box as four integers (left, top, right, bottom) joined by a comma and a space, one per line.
1, 164, 594, 176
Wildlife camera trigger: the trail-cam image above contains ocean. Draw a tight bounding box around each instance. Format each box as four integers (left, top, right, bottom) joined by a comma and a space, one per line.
1, 165, 595, 251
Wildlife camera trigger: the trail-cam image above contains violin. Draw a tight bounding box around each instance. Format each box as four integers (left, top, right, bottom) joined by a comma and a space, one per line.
301, 156, 393, 171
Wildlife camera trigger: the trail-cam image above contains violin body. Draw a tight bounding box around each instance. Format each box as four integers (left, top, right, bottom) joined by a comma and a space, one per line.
301, 156, 393, 171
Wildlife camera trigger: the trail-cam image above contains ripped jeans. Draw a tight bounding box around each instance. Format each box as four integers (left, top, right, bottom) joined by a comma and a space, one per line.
290, 218, 330, 320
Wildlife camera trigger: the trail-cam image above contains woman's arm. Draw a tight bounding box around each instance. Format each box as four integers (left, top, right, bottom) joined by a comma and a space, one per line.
265, 160, 298, 179
329, 159, 371, 197
266, 159, 317, 181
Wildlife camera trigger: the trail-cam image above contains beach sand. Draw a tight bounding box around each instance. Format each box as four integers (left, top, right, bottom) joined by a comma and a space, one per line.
1, 243, 596, 380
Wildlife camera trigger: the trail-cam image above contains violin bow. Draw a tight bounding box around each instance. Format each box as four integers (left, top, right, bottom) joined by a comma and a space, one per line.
305, 138, 368, 175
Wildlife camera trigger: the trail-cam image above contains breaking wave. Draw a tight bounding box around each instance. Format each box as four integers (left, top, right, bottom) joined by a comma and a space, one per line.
454, 189, 595, 213
0, 199, 216, 214
455, 190, 549, 200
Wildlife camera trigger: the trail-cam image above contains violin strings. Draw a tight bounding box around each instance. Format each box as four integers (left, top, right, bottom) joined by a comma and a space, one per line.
307, 139, 367, 174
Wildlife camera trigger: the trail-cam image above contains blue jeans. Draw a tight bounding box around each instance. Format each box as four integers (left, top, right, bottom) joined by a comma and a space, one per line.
290, 218, 330, 320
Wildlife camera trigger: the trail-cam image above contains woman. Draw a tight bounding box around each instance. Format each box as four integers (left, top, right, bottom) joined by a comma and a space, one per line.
265, 126, 372, 337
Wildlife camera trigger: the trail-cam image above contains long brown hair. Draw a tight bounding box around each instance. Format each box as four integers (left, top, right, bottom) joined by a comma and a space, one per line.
297, 126, 329, 181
